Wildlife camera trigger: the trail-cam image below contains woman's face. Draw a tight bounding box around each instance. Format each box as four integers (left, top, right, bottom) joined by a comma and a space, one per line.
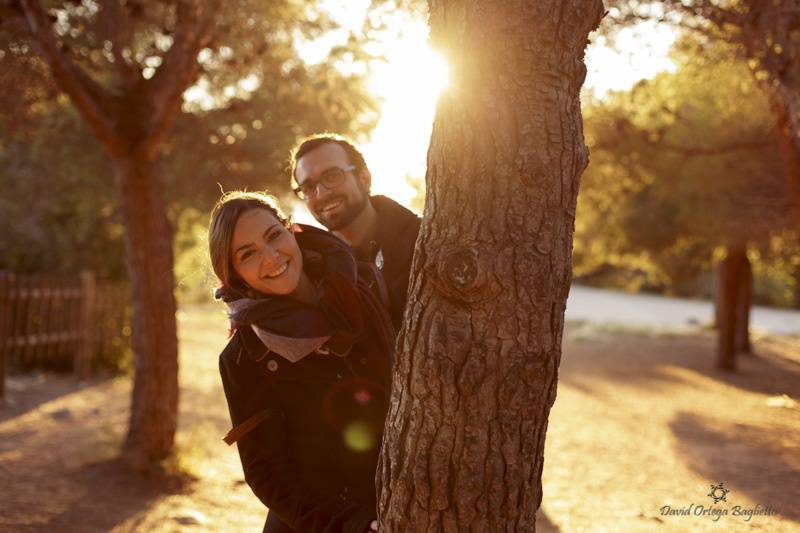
230, 208, 303, 296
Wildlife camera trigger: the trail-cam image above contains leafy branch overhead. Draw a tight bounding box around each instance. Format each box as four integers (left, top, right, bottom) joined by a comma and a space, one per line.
604, 0, 800, 224
13, 0, 219, 157
578, 32, 796, 297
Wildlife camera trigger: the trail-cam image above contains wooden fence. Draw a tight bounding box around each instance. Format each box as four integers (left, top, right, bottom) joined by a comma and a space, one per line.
0, 271, 131, 399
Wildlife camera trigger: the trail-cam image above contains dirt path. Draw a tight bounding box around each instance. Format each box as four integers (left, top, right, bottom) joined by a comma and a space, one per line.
1, 310, 798, 532
0, 308, 263, 532
541, 324, 800, 532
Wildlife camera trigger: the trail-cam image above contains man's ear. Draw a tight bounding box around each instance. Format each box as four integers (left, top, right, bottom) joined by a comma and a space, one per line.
358, 167, 372, 192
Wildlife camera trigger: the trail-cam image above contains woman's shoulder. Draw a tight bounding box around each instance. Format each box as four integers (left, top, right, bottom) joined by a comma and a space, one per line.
219, 327, 279, 377
219, 331, 244, 364
219, 329, 263, 379
218, 329, 269, 396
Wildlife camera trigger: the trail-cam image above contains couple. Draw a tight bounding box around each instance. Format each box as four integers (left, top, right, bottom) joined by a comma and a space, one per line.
208, 134, 421, 533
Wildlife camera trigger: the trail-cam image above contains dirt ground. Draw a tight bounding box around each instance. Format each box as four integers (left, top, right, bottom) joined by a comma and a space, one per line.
0, 308, 798, 532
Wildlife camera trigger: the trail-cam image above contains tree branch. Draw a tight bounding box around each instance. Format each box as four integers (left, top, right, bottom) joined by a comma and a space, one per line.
657, 138, 772, 157
0, 1, 30, 39
17, 0, 122, 153
101, 0, 139, 87
604, 0, 753, 49
140, 0, 220, 158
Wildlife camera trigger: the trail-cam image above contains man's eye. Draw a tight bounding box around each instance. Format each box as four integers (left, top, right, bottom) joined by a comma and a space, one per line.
322, 169, 344, 184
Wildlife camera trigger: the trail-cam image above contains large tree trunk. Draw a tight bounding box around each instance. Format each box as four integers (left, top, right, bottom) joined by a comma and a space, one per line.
377, 1, 603, 531
716, 245, 748, 370
114, 153, 179, 468
735, 252, 752, 354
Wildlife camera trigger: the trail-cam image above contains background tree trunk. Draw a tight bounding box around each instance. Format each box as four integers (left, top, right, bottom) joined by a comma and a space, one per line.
735, 252, 752, 355
716, 245, 747, 370
377, 1, 603, 531
113, 153, 179, 467
713, 260, 722, 330
15, 0, 215, 469
764, 84, 800, 226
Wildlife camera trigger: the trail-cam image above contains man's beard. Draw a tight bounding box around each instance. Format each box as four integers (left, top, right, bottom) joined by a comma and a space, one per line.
315, 189, 369, 231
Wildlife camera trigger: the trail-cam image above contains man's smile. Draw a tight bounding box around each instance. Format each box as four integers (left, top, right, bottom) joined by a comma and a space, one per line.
319, 199, 344, 214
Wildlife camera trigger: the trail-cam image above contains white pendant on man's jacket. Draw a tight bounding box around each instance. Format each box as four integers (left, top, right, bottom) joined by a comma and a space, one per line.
376, 249, 384, 270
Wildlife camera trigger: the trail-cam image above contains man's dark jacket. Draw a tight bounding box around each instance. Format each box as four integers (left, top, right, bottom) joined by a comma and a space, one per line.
218, 226, 392, 533
353, 195, 421, 330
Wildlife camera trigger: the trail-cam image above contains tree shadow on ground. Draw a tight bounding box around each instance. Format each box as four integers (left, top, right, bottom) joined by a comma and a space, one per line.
45, 458, 193, 532
1, 456, 193, 533
670, 411, 800, 525
559, 332, 800, 399
0, 372, 103, 423
535, 509, 561, 532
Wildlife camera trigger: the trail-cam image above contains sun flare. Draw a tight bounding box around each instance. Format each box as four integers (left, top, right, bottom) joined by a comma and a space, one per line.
286, 2, 675, 227
362, 20, 448, 211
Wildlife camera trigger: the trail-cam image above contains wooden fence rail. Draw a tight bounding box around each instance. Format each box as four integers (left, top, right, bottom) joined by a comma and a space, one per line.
0, 271, 131, 399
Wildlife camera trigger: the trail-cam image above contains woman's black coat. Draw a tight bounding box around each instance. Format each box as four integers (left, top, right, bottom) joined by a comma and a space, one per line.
218, 225, 393, 533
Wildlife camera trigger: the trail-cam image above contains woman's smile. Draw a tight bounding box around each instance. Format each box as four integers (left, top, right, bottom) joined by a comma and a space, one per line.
263, 259, 289, 279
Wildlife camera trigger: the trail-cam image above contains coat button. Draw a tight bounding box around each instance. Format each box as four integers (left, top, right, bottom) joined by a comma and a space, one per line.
360, 358, 367, 365
267, 360, 279, 372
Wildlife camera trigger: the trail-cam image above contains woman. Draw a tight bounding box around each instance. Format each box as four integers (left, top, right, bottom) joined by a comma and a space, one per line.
208, 191, 393, 533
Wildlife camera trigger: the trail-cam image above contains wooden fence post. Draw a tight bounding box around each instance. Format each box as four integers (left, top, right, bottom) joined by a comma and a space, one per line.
75, 270, 96, 381
0, 273, 10, 400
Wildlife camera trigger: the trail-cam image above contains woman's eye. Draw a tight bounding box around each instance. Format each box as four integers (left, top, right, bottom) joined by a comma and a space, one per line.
240, 250, 254, 262
268, 231, 281, 242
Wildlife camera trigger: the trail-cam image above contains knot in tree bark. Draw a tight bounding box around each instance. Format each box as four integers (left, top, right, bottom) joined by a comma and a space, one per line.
430, 244, 496, 306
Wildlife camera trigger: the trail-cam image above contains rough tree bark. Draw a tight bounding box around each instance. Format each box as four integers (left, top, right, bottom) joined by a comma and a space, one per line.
114, 154, 180, 465
716, 245, 748, 370
377, 1, 603, 531
17, 0, 216, 468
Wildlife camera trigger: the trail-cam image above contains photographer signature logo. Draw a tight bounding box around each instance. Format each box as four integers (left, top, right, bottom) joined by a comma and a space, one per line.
707, 482, 730, 504
659, 481, 778, 523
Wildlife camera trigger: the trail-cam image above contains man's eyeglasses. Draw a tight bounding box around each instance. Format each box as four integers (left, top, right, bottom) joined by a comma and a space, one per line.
293, 165, 356, 200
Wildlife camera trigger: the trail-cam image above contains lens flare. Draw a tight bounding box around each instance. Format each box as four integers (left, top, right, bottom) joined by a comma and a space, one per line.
353, 388, 372, 405
343, 421, 375, 452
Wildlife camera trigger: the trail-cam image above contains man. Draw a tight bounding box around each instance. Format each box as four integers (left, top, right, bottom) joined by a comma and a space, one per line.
291, 134, 421, 331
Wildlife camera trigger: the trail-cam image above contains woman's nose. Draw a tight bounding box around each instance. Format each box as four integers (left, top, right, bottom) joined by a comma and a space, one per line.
264, 245, 280, 259
260, 245, 280, 266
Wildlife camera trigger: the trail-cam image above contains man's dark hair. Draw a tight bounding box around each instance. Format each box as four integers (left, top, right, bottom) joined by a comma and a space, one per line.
290, 134, 368, 183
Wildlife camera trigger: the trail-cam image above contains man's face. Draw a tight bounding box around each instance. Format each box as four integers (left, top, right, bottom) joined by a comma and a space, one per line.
295, 143, 370, 231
